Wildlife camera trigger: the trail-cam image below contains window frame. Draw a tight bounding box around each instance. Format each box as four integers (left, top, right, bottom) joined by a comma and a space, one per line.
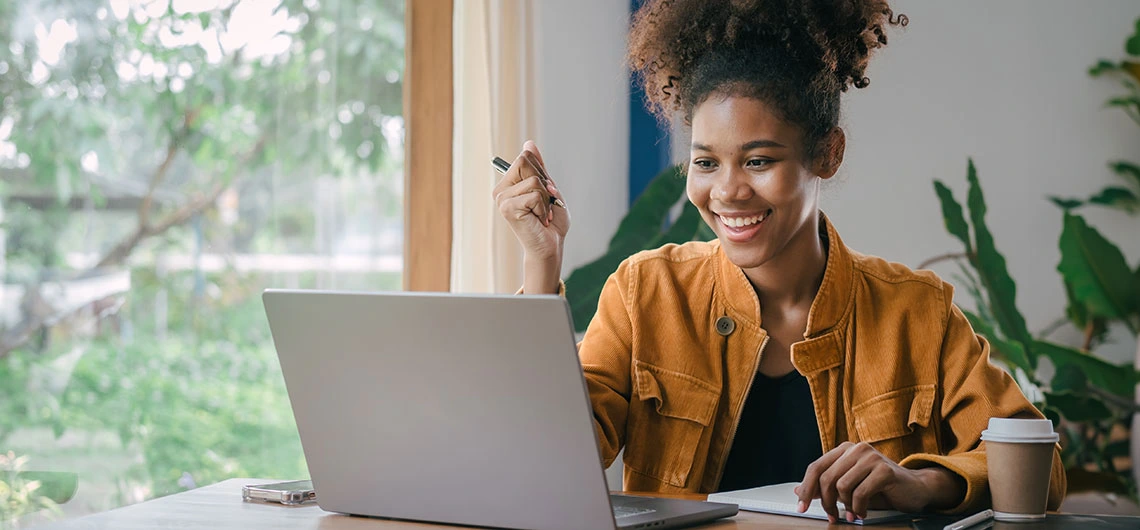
402, 0, 454, 292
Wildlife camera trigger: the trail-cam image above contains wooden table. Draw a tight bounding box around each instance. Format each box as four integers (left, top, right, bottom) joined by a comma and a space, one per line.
35, 478, 913, 529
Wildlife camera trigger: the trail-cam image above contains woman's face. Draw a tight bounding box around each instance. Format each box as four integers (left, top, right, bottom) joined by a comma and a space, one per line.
687, 94, 841, 270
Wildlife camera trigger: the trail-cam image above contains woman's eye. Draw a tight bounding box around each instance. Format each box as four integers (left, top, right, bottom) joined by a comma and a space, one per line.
746, 159, 771, 168
692, 159, 716, 170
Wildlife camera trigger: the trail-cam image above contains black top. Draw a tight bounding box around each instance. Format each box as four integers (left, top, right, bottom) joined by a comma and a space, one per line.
716, 369, 823, 492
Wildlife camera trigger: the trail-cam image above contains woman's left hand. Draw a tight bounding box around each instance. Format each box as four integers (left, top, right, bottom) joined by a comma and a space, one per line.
793, 442, 965, 523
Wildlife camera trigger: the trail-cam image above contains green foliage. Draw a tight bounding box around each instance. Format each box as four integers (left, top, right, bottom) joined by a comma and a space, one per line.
1057, 214, 1140, 328
1044, 392, 1113, 423
931, 159, 1140, 496
0, 0, 407, 523
2, 0, 404, 215
0, 269, 330, 510
1035, 341, 1140, 398
964, 160, 1037, 369
961, 308, 1031, 374
0, 453, 62, 527
1128, 18, 1140, 55
605, 165, 689, 252
58, 281, 306, 495
564, 165, 713, 332
1112, 161, 1140, 189
933, 181, 972, 254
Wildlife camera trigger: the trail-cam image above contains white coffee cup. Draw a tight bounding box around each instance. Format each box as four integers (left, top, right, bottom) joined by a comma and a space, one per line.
980, 418, 1059, 522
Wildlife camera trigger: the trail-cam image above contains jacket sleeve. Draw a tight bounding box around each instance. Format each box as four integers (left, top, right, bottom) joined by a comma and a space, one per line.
576, 259, 636, 468
899, 283, 1066, 514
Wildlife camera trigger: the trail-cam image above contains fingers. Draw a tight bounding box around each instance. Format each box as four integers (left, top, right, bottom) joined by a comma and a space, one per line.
797, 442, 852, 520
491, 147, 543, 195
818, 449, 863, 521
523, 151, 555, 189
497, 176, 551, 225
835, 457, 875, 513
523, 139, 547, 172
491, 142, 566, 209
847, 465, 891, 520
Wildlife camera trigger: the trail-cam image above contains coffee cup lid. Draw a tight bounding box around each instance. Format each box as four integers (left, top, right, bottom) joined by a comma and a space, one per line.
980, 418, 1059, 443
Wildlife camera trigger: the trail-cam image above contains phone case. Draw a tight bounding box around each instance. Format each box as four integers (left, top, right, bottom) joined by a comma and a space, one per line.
241, 481, 316, 505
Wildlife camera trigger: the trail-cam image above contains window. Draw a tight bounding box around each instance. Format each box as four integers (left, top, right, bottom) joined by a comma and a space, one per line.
0, 0, 421, 523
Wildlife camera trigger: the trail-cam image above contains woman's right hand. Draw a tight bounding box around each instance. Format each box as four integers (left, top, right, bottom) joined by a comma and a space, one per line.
492, 141, 570, 294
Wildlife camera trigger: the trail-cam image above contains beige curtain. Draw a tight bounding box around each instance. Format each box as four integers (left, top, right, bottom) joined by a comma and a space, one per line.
451, 0, 537, 293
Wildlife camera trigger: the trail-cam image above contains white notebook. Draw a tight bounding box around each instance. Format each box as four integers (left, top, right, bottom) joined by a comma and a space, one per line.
706, 482, 911, 526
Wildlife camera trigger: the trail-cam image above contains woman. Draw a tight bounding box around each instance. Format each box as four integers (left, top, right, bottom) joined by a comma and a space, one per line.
492, 0, 1065, 522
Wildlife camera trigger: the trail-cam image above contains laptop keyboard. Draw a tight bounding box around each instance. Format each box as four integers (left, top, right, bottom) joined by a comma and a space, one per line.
613, 506, 656, 519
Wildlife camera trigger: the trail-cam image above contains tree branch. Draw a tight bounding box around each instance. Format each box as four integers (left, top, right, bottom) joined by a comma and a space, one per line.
94, 183, 228, 269
138, 108, 199, 228
918, 252, 971, 270
0, 132, 267, 360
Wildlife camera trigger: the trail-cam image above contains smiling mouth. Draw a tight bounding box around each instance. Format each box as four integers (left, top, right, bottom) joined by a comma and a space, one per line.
717, 209, 771, 242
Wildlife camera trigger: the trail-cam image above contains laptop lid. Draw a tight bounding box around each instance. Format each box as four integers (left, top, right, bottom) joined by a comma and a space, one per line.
263, 290, 618, 530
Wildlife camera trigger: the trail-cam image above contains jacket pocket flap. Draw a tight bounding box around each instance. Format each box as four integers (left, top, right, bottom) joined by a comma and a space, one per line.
633, 361, 720, 427
852, 384, 935, 443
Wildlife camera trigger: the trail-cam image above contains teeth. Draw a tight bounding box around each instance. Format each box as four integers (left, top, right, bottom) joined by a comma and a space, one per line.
719, 211, 768, 228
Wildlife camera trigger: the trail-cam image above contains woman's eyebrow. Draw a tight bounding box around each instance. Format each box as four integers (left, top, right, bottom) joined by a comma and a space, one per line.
740, 139, 786, 150
690, 139, 787, 152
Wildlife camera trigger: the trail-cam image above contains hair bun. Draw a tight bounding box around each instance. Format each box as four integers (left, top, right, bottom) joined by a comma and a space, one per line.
629, 0, 907, 117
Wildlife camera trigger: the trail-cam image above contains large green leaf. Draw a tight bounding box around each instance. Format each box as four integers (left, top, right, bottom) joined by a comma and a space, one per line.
1035, 340, 1140, 397
961, 308, 1033, 374
1109, 161, 1140, 190
606, 164, 687, 252
1057, 213, 1139, 324
565, 167, 695, 332
933, 180, 972, 254
1061, 280, 1109, 346
1128, 27, 1140, 56
651, 201, 704, 247
1087, 186, 1139, 213
696, 222, 716, 241
1106, 96, 1140, 113
1050, 364, 1088, 394
1049, 196, 1083, 210
566, 202, 705, 332
1041, 406, 1062, 430
1044, 392, 1113, 422
965, 159, 1035, 363
1088, 59, 1120, 77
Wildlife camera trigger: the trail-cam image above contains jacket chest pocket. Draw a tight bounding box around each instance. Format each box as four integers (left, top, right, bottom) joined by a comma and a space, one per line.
852, 384, 938, 458
625, 360, 720, 488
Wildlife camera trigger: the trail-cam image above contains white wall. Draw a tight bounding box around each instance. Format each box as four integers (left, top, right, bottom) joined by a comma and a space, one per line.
536, 0, 1140, 364
834, 0, 1140, 362
533, 1, 631, 274
532, 0, 632, 487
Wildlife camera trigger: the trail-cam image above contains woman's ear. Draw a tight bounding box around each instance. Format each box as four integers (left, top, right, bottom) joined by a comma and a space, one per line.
813, 128, 846, 180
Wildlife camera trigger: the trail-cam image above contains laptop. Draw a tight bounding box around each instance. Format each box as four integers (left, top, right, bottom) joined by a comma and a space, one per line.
263, 290, 738, 530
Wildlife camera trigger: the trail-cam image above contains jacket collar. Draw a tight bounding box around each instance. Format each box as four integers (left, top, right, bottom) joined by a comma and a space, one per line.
715, 212, 854, 338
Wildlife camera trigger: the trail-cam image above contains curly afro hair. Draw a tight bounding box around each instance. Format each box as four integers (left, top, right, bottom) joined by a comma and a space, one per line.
628, 0, 907, 159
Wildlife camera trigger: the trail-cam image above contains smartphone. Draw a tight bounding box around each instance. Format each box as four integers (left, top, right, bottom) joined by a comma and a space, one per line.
241, 479, 316, 505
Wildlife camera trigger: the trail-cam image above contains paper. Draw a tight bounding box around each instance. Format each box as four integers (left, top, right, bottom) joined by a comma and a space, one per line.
706, 482, 910, 526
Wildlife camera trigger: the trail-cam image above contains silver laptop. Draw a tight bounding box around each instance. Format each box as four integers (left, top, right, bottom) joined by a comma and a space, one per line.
263, 290, 738, 530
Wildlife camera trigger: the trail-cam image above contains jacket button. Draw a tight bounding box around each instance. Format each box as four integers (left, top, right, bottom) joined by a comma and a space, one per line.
715, 316, 735, 336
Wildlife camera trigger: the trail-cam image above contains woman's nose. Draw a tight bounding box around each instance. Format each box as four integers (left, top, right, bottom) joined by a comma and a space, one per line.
712, 167, 754, 202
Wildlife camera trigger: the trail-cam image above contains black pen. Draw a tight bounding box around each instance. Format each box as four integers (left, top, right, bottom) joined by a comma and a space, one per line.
492, 156, 566, 208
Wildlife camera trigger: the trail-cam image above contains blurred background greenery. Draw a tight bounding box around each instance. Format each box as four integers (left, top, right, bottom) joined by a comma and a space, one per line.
0, 0, 405, 524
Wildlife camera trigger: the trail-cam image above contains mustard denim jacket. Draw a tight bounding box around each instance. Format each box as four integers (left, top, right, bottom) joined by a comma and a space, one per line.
579, 216, 1065, 513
